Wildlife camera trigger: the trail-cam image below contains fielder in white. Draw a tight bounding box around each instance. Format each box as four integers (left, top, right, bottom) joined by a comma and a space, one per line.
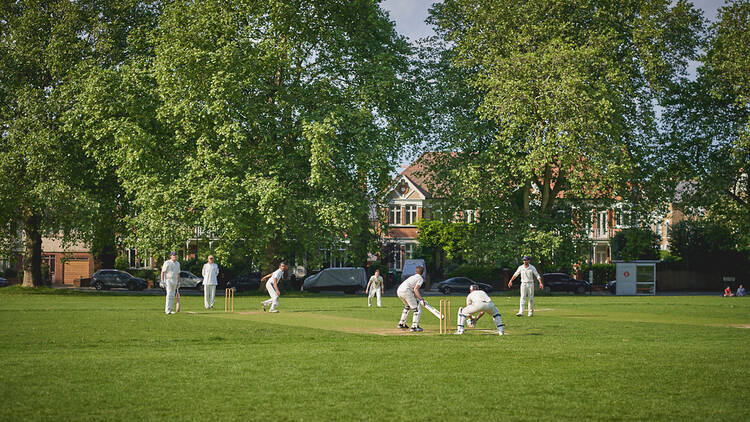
396, 266, 425, 332
366, 269, 384, 307
261, 262, 286, 313
161, 252, 181, 315
507, 256, 544, 317
201, 255, 219, 309
455, 284, 504, 336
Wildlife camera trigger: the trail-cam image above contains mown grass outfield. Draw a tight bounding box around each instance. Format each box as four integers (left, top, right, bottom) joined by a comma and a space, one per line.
1, 287, 748, 421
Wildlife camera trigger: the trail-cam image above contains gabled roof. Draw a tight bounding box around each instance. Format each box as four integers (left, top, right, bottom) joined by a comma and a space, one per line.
396, 152, 448, 199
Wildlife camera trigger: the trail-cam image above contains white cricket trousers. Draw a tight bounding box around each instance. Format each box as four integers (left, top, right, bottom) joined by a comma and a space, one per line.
164, 280, 178, 314
519, 282, 535, 316
262, 281, 279, 311
203, 284, 216, 309
368, 288, 382, 307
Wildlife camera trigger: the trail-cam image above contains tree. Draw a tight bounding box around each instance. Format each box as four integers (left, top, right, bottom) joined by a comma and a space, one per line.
669, 220, 749, 271
421, 0, 703, 268
610, 228, 660, 261
0, 0, 105, 286
107, 0, 425, 271
664, 0, 749, 251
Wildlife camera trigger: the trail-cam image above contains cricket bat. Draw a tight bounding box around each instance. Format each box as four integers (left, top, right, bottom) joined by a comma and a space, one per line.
175, 288, 180, 313
422, 301, 443, 320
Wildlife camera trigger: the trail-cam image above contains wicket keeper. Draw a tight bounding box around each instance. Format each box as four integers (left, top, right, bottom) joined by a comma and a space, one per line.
455, 284, 504, 336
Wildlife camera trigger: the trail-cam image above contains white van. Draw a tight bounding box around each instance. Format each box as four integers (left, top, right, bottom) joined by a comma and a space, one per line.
400, 259, 427, 282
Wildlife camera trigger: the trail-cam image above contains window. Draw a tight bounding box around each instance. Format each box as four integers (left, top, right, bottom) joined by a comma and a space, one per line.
389, 205, 402, 225
390, 247, 402, 270
465, 210, 475, 223
404, 243, 415, 260
404, 205, 418, 225
615, 208, 634, 228
596, 211, 608, 238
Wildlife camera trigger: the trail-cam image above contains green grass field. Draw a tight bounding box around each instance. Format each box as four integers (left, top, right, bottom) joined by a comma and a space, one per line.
1, 287, 748, 421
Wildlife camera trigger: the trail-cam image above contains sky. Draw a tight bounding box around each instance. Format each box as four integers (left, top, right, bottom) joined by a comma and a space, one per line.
381, 0, 725, 43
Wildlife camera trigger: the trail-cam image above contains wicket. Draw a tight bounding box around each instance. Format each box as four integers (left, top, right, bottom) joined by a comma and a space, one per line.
224, 288, 234, 312
439, 299, 451, 334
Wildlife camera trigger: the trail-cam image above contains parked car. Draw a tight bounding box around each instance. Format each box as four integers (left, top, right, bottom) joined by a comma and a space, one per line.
159, 271, 204, 289
435, 277, 493, 294
542, 273, 591, 294
605, 280, 616, 294
225, 274, 262, 292
91, 270, 147, 291
0, 277, 7, 287
302, 267, 367, 294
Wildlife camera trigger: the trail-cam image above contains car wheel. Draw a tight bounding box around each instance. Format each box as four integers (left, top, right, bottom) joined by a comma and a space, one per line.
543, 286, 551, 294
444, 287, 451, 295
196, 282, 203, 291
93, 281, 104, 290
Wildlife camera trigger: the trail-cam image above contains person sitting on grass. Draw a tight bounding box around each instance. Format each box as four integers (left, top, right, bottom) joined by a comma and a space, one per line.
723, 285, 734, 297
736, 284, 745, 297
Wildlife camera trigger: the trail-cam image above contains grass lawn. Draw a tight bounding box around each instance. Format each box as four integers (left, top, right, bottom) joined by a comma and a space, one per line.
1, 287, 748, 421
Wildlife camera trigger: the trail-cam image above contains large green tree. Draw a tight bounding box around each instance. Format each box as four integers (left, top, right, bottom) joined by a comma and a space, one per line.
0, 0, 103, 286
665, 0, 749, 251
423, 0, 703, 268
112, 0, 424, 270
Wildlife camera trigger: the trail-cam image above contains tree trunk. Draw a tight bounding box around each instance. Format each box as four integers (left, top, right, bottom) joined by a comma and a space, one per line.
21, 213, 45, 287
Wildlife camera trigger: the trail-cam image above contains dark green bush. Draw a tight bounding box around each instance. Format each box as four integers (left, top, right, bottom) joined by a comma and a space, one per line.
114, 255, 129, 270
580, 263, 615, 285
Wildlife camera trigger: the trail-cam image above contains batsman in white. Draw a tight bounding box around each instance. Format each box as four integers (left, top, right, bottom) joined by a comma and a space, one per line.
365, 269, 384, 307
202, 255, 219, 309
261, 262, 287, 313
396, 265, 425, 332
455, 284, 504, 336
507, 256, 544, 317
161, 252, 181, 315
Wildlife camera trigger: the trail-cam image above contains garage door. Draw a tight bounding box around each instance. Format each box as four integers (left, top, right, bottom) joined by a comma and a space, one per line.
63, 259, 90, 285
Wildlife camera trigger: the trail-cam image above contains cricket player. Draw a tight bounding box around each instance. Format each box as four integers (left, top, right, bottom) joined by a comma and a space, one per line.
507, 256, 544, 316
455, 285, 504, 336
261, 262, 287, 313
161, 252, 181, 314
366, 269, 384, 307
396, 265, 425, 332
201, 255, 219, 309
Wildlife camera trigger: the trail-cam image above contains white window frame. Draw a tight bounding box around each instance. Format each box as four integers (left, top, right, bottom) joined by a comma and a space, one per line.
465, 210, 475, 224
404, 243, 415, 260
389, 205, 402, 225
597, 211, 608, 238
390, 247, 402, 271
404, 205, 418, 225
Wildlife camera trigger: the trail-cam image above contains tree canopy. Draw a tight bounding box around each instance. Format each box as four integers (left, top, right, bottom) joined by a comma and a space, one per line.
420, 0, 703, 267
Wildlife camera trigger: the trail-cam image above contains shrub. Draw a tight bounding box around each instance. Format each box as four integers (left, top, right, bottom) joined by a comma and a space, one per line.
131, 269, 159, 283
4, 268, 18, 279
114, 255, 129, 270
580, 263, 615, 285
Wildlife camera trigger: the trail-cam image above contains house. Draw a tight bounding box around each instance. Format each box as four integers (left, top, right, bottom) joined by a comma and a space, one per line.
380, 153, 685, 266
4, 236, 95, 285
